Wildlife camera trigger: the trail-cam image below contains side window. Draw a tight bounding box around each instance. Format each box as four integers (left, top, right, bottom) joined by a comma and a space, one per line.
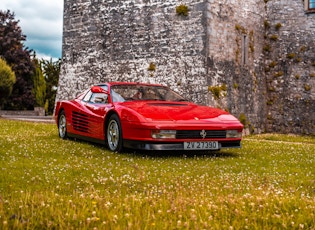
310, 0, 315, 9
82, 90, 93, 102
100, 85, 108, 91
89, 93, 108, 104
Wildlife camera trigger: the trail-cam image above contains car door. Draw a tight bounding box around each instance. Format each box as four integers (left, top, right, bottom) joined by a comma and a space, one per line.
84, 90, 109, 140
71, 86, 109, 141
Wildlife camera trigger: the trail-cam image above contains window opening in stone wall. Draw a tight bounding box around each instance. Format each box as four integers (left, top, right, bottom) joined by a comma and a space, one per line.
241, 35, 248, 66
305, 0, 315, 11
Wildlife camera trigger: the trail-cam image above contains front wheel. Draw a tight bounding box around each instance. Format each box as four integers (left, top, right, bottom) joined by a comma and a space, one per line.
106, 114, 123, 152
58, 111, 67, 139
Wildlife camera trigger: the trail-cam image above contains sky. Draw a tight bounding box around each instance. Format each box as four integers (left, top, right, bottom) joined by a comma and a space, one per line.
1, 0, 63, 60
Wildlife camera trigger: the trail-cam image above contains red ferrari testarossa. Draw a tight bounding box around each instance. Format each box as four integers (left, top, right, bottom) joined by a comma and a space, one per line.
54, 82, 243, 152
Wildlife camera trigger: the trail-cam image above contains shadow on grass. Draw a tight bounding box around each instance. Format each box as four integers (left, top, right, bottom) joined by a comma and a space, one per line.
121, 149, 240, 159
64, 138, 240, 159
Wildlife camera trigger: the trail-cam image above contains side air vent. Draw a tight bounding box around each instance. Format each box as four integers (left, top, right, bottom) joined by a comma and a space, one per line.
72, 111, 89, 133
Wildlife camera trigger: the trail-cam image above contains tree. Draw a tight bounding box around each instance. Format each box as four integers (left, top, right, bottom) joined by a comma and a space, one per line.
0, 58, 16, 108
32, 57, 46, 107
0, 10, 35, 110
41, 58, 61, 114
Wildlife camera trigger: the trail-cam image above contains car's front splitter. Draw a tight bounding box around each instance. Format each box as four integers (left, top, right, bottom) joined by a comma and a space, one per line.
123, 140, 241, 151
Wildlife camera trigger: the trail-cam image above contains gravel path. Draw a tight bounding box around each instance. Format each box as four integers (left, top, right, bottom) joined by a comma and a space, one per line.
0, 115, 55, 123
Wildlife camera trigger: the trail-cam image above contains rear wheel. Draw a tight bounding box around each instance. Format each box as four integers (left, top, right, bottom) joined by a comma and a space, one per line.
106, 114, 123, 152
58, 111, 67, 139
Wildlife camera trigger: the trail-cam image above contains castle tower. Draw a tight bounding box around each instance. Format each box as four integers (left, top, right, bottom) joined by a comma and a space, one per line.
57, 0, 314, 135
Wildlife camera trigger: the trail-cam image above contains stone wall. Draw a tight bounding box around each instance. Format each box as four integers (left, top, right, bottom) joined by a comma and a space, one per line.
58, 0, 209, 104
57, 0, 315, 135
204, 0, 267, 134
265, 0, 315, 135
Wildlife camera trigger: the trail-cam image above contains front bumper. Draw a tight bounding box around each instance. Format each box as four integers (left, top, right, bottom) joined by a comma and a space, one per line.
123, 140, 241, 150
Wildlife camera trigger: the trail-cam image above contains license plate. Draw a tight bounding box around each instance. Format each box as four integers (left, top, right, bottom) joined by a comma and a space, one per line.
184, 141, 219, 150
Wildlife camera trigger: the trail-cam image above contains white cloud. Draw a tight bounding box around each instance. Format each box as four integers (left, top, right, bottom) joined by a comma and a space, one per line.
1, 0, 63, 59
36, 52, 60, 62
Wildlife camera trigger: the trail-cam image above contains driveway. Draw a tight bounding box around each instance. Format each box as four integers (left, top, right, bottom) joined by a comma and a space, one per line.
0, 115, 54, 123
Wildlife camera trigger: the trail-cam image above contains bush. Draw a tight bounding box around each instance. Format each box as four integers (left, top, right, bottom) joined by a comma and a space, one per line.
0, 58, 16, 108
239, 113, 248, 127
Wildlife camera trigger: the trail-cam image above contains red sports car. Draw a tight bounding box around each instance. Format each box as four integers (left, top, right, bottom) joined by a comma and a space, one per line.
54, 82, 243, 152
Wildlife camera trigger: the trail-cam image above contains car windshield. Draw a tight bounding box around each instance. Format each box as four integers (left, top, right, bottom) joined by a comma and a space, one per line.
110, 84, 187, 102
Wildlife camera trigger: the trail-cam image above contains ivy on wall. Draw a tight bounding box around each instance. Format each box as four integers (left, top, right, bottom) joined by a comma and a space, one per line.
176, 4, 189, 16
208, 84, 227, 100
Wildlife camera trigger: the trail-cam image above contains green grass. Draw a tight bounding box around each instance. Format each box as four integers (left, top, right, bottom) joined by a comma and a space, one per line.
0, 119, 314, 229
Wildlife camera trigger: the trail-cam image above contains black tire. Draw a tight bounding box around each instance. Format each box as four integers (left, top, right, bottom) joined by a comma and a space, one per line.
106, 114, 123, 152
58, 110, 67, 139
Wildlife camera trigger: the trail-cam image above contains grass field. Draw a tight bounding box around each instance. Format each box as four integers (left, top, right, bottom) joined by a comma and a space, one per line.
0, 119, 314, 229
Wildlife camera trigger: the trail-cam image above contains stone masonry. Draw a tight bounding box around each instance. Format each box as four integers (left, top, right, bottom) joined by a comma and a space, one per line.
57, 0, 315, 135
265, 0, 315, 134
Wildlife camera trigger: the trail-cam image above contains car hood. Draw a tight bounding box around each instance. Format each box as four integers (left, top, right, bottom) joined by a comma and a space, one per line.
120, 101, 239, 123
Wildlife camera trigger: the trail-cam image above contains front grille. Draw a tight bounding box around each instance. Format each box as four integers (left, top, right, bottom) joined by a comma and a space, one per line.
72, 111, 89, 133
176, 130, 226, 139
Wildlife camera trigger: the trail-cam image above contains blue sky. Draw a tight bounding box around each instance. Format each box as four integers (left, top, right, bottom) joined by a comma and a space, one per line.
1, 0, 63, 60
